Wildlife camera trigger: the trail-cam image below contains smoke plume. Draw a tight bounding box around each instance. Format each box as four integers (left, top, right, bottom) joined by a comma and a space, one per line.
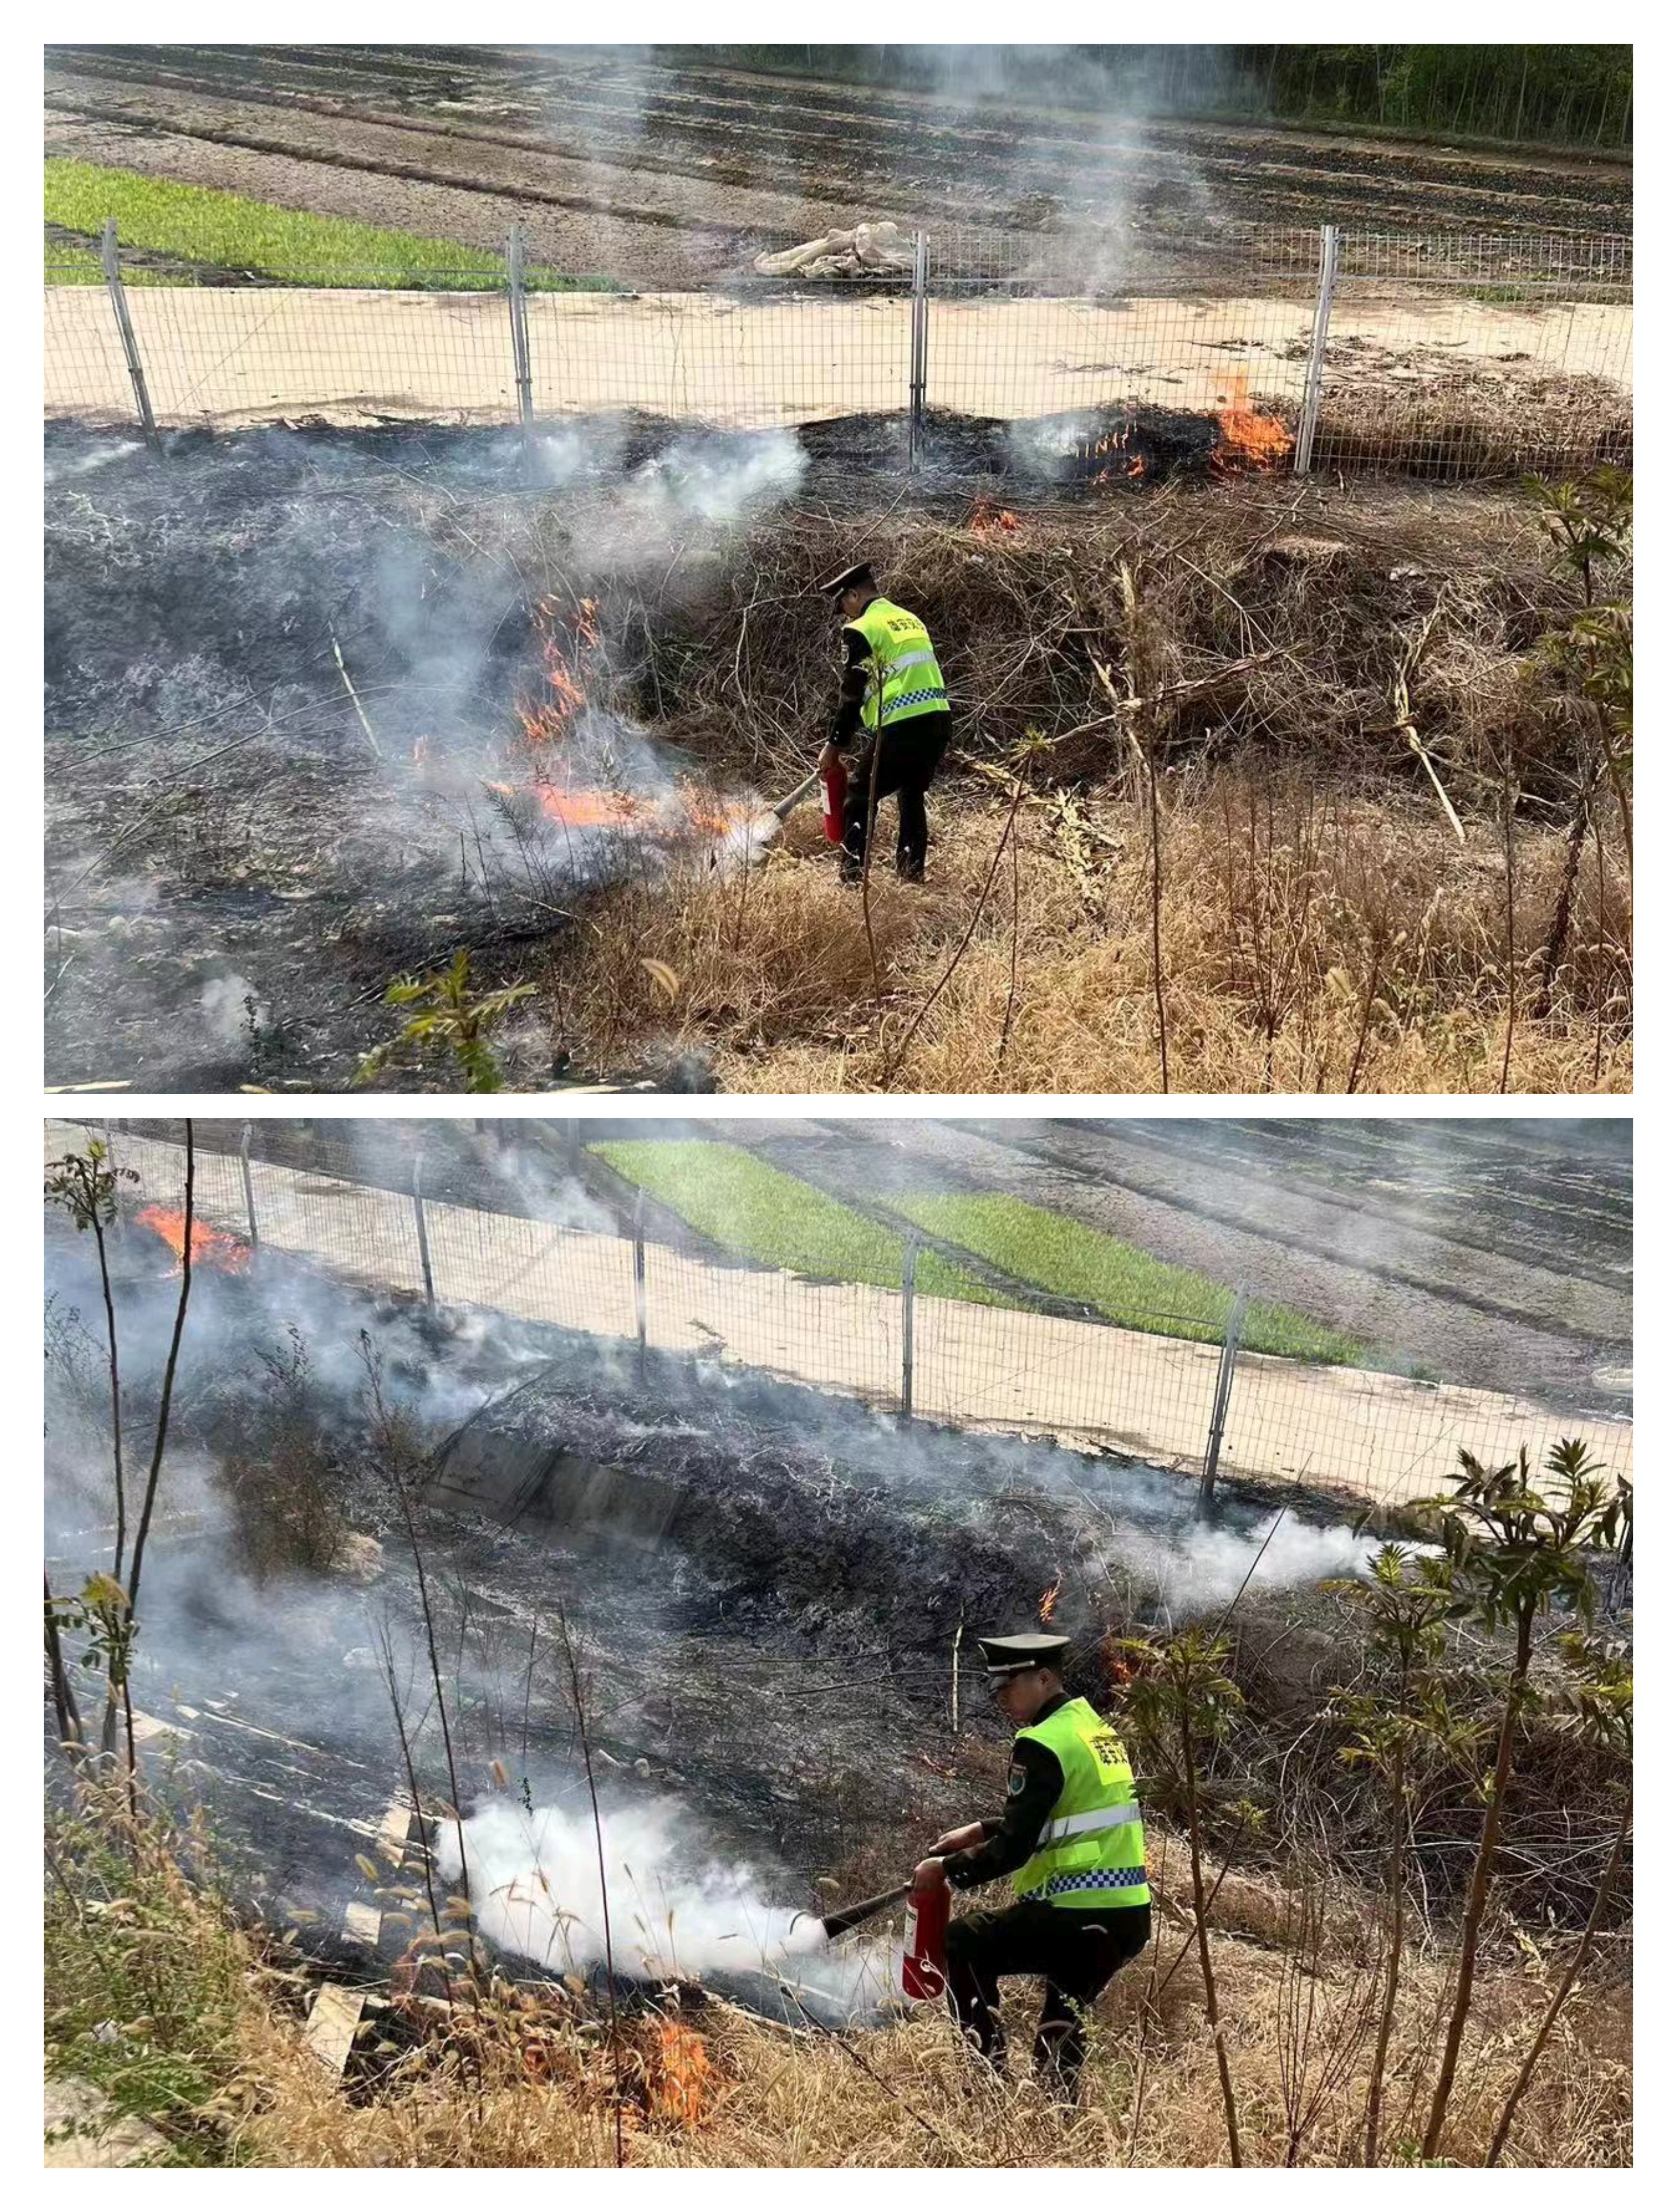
435, 1797, 893, 2014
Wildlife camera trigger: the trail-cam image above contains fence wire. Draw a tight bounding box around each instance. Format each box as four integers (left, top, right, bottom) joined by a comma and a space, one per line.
49, 1119, 1633, 1519
1313, 231, 1632, 477
43, 219, 1631, 477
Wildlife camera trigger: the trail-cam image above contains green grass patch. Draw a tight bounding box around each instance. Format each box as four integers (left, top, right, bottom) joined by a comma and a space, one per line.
892, 1191, 1369, 1364
45, 1795, 250, 2165
591, 1141, 995, 1305
45, 159, 617, 291
45, 238, 187, 287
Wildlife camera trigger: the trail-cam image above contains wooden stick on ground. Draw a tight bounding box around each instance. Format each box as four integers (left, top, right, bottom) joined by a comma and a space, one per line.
329, 624, 383, 759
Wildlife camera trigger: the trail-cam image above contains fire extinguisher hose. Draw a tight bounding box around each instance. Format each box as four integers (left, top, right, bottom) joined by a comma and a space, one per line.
813, 1881, 911, 1941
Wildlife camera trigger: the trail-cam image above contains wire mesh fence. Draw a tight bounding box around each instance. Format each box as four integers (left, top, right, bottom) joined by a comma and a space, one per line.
43, 218, 1631, 476
48, 1118, 1633, 1520
1311, 228, 1633, 477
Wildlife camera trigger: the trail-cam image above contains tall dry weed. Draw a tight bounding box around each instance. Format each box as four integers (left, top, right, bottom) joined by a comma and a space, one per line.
543, 767, 1629, 1094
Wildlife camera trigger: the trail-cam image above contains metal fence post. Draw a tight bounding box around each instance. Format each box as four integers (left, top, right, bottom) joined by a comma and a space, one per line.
1608, 1512, 1633, 1615
505, 224, 535, 442
239, 1122, 259, 1246
901, 1232, 918, 1419
907, 230, 929, 473
102, 1118, 126, 1239
99, 220, 160, 453
411, 1159, 436, 1305
1294, 222, 1339, 476
632, 1190, 648, 1377
1199, 1287, 1248, 1506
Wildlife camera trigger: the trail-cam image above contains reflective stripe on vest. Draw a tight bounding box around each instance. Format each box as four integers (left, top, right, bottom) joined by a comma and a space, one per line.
1034, 1870, 1153, 1903
1011, 1697, 1151, 1911
1039, 1803, 1144, 1846
846, 598, 948, 732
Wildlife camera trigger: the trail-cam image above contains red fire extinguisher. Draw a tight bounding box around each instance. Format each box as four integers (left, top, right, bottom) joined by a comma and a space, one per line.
820, 758, 848, 844
900, 1868, 950, 2001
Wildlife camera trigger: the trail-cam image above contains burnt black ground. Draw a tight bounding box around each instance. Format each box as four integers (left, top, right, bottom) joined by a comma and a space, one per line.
50, 1214, 1371, 2013
42, 419, 786, 1092
39, 412, 1256, 1094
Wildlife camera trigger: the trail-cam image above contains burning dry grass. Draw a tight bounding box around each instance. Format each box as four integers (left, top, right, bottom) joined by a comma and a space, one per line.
107, 1856, 1627, 2169
526, 477, 1630, 1092
136, 1205, 251, 1273
544, 764, 1630, 1094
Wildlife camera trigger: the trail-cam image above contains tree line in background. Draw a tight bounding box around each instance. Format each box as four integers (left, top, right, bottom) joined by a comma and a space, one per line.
689, 45, 1633, 150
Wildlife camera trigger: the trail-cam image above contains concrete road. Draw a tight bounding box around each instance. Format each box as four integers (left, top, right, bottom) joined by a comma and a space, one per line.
44, 285, 1632, 435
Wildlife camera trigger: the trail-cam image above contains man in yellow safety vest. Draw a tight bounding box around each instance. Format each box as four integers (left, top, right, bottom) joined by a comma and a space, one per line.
814, 560, 951, 884
913, 1631, 1152, 2096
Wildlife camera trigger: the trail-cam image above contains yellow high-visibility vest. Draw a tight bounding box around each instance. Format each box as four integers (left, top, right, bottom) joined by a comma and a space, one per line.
1011, 1697, 1151, 1910
844, 597, 948, 733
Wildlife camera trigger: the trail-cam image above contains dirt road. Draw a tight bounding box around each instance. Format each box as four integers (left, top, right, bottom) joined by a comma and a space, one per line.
57, 1121, 1632, 1510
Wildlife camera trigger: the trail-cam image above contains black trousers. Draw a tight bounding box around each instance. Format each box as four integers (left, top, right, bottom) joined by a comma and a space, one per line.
840, 710, 952, 882
944, 1898, 1150, 2095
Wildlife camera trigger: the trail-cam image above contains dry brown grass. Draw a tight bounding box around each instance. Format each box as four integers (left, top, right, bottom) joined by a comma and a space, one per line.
48, 1775, 1628, 2168
620, 481, 1613, 798
215, 1880, 1628, 2168
542, 762, 1630, 1094
531, 478, 1631, 1093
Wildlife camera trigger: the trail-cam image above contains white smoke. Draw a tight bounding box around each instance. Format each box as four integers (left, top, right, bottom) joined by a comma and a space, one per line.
584, 431, 808, 575
1098, 1503, 1387, 1616
633, 433, 807, 526
200, 972, 267, 1048
436, 1795, 894, 2015
43, 437, 139, 487
1005, 410, 1099, 479
529, 419, 629, 488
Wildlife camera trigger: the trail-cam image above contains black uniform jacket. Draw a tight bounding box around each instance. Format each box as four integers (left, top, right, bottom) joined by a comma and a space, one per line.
939, 1690, 1072, 1891
830, 626, 873, 747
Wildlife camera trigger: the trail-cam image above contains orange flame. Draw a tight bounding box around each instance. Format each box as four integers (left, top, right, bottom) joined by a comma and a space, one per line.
137, 1205, 251, 1274
1088, 420, 1147, 487
526, 779, 749, 844
970, 496, 1023, 537
1039, 1575, 1062, 1627
653, 2019, 713, 2126
516, 596, 599, 756
1212, 374, 1292, 473
502, 599, 757, 855
535, 783, 647, 832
